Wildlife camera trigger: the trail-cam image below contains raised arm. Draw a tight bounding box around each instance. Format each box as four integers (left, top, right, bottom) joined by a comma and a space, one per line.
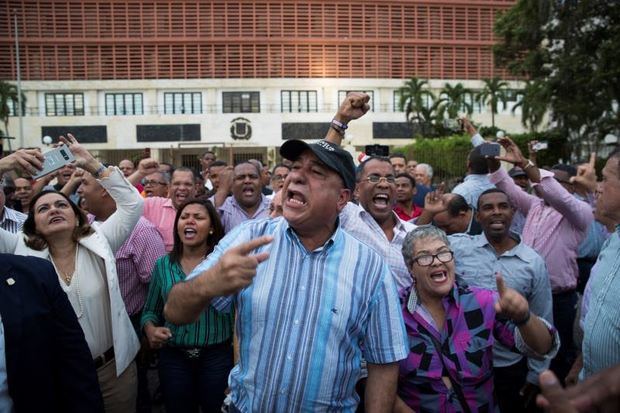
324, 92, 371, 146
535, 169, 593, 232
60, 134, 144, 253
494, 135, 593, 231
212, 165, 233, 208
462, 117, 485, 147
0, 150, 43, 252
60, 168, 85, 197
487, 138, 540, 215
127, 157, 159, 186
495, 274, 555, 356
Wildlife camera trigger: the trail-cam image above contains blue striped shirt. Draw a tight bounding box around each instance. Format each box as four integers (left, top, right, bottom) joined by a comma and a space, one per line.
582, 225, 620, 378
188, 217, 408, 412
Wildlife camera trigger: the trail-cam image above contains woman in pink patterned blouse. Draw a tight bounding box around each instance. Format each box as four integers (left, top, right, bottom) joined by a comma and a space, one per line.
394, 226, 559, 413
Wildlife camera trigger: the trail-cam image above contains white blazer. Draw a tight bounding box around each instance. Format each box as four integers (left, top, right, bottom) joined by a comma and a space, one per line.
1, 167, 144, 376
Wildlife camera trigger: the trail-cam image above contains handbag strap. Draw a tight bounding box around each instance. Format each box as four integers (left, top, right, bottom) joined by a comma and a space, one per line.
426, 332, 472, 413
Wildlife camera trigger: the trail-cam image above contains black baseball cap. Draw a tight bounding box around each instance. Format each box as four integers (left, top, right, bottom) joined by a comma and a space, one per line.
508, 166, 527, 178
280, 139, 356, 191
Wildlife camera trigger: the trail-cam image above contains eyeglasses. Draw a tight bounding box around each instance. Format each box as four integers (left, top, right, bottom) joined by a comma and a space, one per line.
143, 180, 167, 186
412, 251, 454, 267
362, 174, 396, 184
272, 174, 288, 181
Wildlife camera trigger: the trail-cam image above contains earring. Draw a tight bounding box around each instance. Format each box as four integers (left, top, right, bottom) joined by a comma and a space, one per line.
208, 230, 213, 235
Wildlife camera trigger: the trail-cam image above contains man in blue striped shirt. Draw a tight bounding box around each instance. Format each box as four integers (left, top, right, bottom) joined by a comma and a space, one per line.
165, 134, 408, 412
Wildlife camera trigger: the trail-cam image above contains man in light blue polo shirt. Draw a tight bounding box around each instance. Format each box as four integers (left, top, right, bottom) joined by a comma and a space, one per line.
165, 138, 408, 412
449, 188, 555, 412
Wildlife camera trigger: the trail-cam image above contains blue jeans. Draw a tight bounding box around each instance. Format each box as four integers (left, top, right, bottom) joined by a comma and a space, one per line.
158, 341, 233, 413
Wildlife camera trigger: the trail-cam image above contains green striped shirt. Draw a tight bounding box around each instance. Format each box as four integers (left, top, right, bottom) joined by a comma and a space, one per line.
141, 255, 233, 347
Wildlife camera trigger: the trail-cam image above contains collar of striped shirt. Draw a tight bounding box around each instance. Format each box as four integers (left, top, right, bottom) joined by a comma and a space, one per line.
0, 207, 26, 233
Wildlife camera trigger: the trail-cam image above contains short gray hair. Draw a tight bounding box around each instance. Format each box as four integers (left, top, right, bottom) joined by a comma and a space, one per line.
402, 225, 450, 268
418, 163, 433, 179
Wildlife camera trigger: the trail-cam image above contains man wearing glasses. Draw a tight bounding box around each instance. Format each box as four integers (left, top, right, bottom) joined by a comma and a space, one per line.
142, 171, 169, 198
269, 164, 290, 194
340, 157, 416, 290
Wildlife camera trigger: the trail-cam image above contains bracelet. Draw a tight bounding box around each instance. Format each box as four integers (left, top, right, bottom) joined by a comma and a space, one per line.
330, 124, 345, 136
522, 160, 535, 170
513, 311, 531, 327
92, 163, 107, 179
331, 118, 348, 131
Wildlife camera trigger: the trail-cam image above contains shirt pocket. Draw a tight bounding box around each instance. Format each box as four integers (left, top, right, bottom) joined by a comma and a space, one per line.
458, 335, 494, 385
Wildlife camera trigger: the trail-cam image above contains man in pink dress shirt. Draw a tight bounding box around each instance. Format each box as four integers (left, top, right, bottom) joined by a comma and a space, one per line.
128, 159, 197, 252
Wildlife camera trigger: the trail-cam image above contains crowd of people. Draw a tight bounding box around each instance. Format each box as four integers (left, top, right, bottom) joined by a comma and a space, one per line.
0, 92, 618, 413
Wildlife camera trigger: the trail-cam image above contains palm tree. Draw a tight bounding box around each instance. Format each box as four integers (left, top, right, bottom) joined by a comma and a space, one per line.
512, 80, 549, 133
0, 81, 24, 152
477, 77, 509, 128
398, 77, 435, 124
439, 82, 473, 119
416, 100, 447, 137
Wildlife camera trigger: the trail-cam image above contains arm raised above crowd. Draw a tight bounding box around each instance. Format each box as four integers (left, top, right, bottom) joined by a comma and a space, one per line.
164, 236, 272, 324
324, 92, 371, 146
487, 138, 540, 216
462, 117, 485, 147
535, 170, 593, 233
127, 157, 159, 186
495, 135, 593, 231
212, 165, 233, 208
0, 148, 44, 177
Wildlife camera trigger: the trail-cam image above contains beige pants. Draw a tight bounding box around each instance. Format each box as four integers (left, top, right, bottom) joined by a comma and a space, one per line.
97, 359, 137, 413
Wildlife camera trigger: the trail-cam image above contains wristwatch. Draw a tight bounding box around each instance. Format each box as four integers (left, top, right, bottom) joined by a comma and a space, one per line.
92, 163, 107, 179
522, 160, 535, 170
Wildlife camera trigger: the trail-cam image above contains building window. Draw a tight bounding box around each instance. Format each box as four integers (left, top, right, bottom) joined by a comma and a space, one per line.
222, 92, 260, 113
281, 90, 318, 113
45, 93, 84, 116
105, 93, 143, 116
164, 92, 202, 114
501, 89, 519, 112
393, 90, 435, 113
338, 90, 374, 111
393, 90, 403, 112
463, 92, 483, 114
7, 99, 16, 116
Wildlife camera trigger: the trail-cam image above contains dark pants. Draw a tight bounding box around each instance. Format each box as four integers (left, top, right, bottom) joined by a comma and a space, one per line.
494, 358, 541, 413
158, 342, 233, 413
576, 258, 596, 294
550, 290, 578, 385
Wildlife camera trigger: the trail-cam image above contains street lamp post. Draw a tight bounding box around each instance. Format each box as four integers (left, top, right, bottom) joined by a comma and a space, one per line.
13, 10, 24, 149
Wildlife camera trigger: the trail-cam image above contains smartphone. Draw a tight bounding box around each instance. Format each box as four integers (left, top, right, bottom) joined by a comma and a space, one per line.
442, 118, 463, 132
32, 145, 76, 179
364, 144, 389, 157
479, 142, 501, 158
532, 141, 548, 151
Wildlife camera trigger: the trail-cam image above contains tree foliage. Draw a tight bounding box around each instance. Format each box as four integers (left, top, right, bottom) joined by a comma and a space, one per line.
511, 80, 549, 133
0, 81, 20, 135
494, 0, 620, 159
440, 83, 473, 118
477, 78, 509, 128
